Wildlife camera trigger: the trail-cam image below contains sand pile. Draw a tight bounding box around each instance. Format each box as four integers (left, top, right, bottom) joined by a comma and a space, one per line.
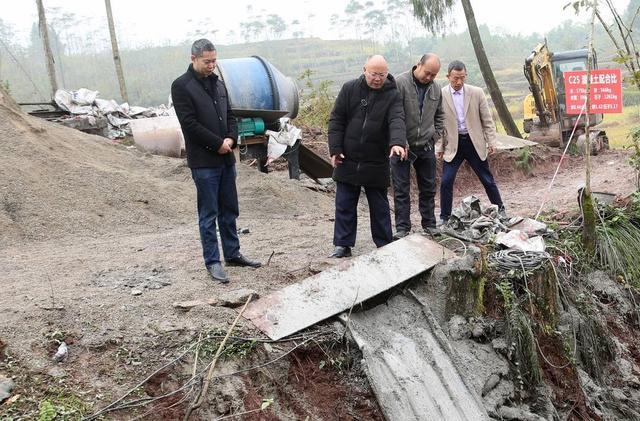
0, 86, 333, 247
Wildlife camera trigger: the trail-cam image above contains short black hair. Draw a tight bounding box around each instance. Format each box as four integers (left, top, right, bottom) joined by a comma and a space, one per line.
447, 60, 466, 74
191, 39, 216, 57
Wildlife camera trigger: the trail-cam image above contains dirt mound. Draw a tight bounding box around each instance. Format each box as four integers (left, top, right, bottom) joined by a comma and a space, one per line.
0, 103, 195, 247
0, 90, 332, 248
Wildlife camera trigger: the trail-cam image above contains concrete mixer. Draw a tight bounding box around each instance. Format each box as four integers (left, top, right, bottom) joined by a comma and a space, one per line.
131, 56, 332, 180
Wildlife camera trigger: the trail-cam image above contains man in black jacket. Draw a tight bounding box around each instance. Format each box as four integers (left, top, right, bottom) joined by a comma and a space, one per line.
328, 55, 407, 258
171, 39, 260, 284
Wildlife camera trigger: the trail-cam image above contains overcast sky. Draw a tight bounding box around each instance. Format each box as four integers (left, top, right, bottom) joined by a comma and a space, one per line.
2, 0, 631, 47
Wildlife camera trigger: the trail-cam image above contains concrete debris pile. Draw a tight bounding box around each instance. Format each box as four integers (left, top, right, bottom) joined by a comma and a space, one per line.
54, 88, 172, 139
443, 196, 508, 242
443, 195, 552, 252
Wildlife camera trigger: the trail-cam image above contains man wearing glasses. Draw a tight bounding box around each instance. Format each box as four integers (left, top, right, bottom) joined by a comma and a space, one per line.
392, 53, 444, 239
327, 55, 407, 258
437, 60, 506, 224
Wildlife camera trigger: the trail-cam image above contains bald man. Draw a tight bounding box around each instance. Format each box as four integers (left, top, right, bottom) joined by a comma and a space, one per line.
392, 53, 444, 239
327, 55, 407, 258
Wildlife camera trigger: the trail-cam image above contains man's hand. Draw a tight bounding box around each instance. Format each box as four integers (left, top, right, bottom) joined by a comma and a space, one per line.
218, 138, 233, 154
488, 145, 497, 156
436, 152, 444, 160
331, 153, 345, 168
389, 145, 406, 160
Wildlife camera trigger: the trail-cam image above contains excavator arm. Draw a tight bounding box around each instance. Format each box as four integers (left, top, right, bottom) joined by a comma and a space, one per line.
523, 41, 559, 128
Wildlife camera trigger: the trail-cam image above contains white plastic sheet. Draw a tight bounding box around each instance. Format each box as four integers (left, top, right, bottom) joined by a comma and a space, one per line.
53, 88, 172, 139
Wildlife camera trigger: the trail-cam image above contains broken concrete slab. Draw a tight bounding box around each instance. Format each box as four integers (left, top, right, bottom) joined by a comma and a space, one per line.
347, 293, 489, 421
243, 234, 455, 340
0, 376, 14, 403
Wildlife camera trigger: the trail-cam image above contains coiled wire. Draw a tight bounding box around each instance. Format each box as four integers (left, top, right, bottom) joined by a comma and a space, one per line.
489, 249, 551, 272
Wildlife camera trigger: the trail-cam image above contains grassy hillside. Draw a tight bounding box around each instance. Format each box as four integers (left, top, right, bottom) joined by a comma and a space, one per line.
1, 24, 637, 145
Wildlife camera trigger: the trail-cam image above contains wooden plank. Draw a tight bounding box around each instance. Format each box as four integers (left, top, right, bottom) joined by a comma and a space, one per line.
243, 234, 456, 340
298, 143, 333, 180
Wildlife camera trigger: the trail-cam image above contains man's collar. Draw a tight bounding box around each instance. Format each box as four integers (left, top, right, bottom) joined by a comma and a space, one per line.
450, 85, 464, 95
188, 63, 217, 81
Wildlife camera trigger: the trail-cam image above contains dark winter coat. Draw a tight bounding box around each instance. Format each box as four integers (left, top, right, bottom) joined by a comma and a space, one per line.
328, 74, 407, 188
171, 64, 238, 168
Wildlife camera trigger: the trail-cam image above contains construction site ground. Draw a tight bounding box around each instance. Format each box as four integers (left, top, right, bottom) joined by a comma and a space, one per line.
1, 98, 637, 419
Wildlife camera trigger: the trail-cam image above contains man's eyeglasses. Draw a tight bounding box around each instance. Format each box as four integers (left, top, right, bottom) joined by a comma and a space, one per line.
366, 70, 388, 79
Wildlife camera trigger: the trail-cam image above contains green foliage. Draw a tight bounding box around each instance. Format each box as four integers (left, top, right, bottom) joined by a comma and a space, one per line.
595, 200, 640, 288
39, 401, 56, 421
38, 391, 89, 421
550, 192, 640, 289
567, 140, 581, 156
222, 339, 257, 359
581, 191, 597, 255
196, 334, 258, 361
626, 126, 640, 189
295, 69, 335, 128
515, 146, 534, 175
410, 0, 456, 35
318, 354, 350, 373
495, 280, 515, 310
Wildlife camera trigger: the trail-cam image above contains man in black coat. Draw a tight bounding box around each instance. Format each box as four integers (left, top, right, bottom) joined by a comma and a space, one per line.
171, 39, 260, 284
328, 55, 407, 258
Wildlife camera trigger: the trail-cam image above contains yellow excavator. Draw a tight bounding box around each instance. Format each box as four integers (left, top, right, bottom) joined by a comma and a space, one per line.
523, 41, 609, 152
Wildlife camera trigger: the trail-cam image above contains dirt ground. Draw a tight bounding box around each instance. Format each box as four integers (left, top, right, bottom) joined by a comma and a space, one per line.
1, 94, 637, 419
303, 130, 636, 222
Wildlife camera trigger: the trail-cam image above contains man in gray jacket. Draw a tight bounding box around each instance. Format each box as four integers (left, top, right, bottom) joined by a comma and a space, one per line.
391, 53, 444, 238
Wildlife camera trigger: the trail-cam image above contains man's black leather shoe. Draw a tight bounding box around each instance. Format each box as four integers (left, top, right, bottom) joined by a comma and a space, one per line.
226, 254, 262, 268
207, 263, 229, 283
329, 246, 352, 258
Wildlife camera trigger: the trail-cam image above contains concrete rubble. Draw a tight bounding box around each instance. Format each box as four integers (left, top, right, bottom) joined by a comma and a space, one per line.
54, 88, 172, 139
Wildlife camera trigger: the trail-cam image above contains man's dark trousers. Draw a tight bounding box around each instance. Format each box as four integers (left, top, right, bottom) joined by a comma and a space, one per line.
440, 133, 503, 220
391, 147, 437, 232
334, 181, 393, 248
191, 165, 240, 266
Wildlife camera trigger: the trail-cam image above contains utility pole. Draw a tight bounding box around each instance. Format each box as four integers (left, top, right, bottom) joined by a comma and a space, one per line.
36, 0, 58, 98
105, 0, 129, 103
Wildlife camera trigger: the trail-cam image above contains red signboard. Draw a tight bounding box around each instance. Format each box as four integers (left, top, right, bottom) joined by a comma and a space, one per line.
563, 68, 623, 114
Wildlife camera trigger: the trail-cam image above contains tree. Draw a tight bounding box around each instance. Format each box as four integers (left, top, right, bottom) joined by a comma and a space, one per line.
36, 0, 58, 97
266, 14, 287, 40
345, 0, 365, 46
567, 0, 640, 91
582, 5, 598, 255
104, 0, 128, 103
385, 0, 413, 61
411, 0, 522, 138
363, 8, 388, 50
291, 19, 304, 39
